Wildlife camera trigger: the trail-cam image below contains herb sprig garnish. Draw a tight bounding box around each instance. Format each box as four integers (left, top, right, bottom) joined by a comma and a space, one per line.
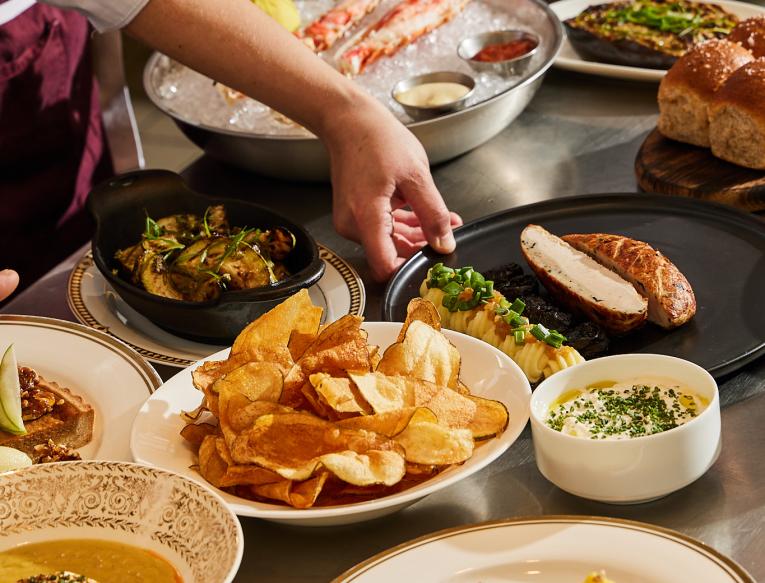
603, 1, 736, 36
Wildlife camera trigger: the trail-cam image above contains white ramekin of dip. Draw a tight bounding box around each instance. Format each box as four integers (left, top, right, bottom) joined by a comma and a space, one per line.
530, 353, 721, 504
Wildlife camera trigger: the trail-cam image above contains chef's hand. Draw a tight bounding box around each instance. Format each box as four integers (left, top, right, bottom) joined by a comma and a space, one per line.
0, 269, 19, 302
324, 97, 462, 282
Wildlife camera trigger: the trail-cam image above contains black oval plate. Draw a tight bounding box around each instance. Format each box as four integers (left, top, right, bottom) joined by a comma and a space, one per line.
383, 194, 765, 378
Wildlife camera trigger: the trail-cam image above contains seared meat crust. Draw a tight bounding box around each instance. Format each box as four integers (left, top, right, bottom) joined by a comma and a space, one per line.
562, 233, 696, 329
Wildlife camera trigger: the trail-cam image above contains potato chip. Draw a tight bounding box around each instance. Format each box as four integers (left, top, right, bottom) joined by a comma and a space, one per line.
251, 471, 329, 509
199, 435, 283, 488
412, 381, 477, 429
288, 330, 317, 361
349, 372, 507, 439
309, 373, 369, 415
394, 422, 474, 465
466, 395, 510, 440
368, 345, 381, 370
320, 450, 405, 487
281, 315, 371, 408
216, 363, 286, 450
232, 288, 322, 358
337, 407, 437, 437
198, 435, 228, 488
191, 355, 248, 416
396, 297, 441, 342
230, 412, 402, 481
180, 422, 218, 447
377, 320, 461, 389
348, 372, 409, 412
214, 361, 284, 403
349, 371, 449, 413
300, 381, 338, 419
187, 294, 510, 509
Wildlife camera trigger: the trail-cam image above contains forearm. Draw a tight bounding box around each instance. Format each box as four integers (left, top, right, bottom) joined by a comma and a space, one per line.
126, 0, 375, 139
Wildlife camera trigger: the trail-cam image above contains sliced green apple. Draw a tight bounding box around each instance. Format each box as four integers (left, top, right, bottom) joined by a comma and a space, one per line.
0, 344, 26, 435
0, 446, 32, 472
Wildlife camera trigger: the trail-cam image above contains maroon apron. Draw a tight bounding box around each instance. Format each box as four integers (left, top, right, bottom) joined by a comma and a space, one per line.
0, 3, 112, 288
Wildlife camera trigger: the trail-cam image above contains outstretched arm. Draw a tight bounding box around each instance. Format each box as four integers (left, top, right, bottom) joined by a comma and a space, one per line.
123, 0, 461, 280
122, 0, 462, 280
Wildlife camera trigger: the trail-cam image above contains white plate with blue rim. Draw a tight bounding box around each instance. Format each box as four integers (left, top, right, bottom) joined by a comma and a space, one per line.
67, 246, 365, 368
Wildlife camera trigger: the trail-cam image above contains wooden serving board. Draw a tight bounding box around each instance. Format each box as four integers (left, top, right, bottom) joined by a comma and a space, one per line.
635, 128, 765, 212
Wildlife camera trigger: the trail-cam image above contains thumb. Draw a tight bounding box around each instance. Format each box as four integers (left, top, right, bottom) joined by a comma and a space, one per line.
0, 269, 19, 302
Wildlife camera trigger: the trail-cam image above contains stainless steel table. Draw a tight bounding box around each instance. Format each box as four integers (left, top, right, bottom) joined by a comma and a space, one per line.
4, 69, 764, 582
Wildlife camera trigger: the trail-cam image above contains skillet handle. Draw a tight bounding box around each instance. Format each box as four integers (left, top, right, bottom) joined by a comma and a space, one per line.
87, 169, 190, 224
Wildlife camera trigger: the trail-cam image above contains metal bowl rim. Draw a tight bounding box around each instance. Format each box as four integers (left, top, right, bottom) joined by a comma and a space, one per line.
142, 0, 563, 142
457, 29, 542, 64
391, 70, 476, 113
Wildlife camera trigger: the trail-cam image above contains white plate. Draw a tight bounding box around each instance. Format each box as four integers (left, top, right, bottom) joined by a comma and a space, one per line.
336, 516, 754, 582
550, 0, 765, 82
67, 245, 365, 368
130, 322, 532, 526
0, 315, 161, 462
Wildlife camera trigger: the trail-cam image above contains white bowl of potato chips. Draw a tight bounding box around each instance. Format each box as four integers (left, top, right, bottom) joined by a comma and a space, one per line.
131, 293, 532, 526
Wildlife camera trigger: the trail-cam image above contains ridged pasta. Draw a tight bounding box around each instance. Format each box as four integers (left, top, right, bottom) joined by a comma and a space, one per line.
420, 285, 585, 383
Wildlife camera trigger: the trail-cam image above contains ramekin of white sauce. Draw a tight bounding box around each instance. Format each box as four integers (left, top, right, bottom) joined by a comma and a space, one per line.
530, 354, 720, 504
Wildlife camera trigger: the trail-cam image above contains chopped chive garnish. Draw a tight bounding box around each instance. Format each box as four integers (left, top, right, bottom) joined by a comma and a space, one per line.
531, 323, 549, 341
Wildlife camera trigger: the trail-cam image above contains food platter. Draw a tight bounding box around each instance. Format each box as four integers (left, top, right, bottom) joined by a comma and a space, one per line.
383, 193, 765, 378
143, 0, 563, 180
0, 315, 161, 462
67, 247, 365, 368
130, 322, 532, 525
549, 0, 765, 82
335, 516, 754, 582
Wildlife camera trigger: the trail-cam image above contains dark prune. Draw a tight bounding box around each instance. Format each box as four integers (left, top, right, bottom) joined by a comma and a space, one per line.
564, 321, 610, 359
522, 295, 574, 333
484, 263, 539, 299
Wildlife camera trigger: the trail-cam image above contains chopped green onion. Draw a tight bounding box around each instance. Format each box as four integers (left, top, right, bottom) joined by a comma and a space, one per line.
441, 281, 462, 296
530, 323, 549, 342
513, 329, 526, 344
546, 331, 566, 349
509, 298, 525, 314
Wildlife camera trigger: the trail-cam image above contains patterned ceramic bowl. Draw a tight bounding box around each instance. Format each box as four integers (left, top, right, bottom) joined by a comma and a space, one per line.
0, 461, 243, 582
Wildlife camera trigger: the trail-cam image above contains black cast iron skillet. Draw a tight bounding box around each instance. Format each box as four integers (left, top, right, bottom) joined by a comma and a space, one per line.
88, 169, 325, 343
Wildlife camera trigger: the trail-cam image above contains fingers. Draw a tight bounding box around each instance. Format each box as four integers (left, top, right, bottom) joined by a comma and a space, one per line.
398, 173, 457, 255
393, 209, 463, 230
357, 199, 403, 282
392, 233, 427, 258
0, 269, 19, 302
392, 220, 426, 244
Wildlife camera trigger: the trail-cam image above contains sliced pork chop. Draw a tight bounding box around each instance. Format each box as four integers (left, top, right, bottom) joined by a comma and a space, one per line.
562, 233, 696, 329
520, 225, 648, 335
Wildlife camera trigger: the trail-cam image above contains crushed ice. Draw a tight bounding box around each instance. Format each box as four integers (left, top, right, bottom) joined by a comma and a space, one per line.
151, 0, 545, 137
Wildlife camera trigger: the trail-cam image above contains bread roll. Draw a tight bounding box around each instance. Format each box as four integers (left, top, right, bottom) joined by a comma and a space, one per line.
658, 39, 753, 147
708, 59, 765, 169
729, 16, 765, 58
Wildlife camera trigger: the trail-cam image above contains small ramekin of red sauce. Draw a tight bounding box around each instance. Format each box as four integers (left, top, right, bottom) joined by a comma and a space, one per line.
458, 30, 540, 76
